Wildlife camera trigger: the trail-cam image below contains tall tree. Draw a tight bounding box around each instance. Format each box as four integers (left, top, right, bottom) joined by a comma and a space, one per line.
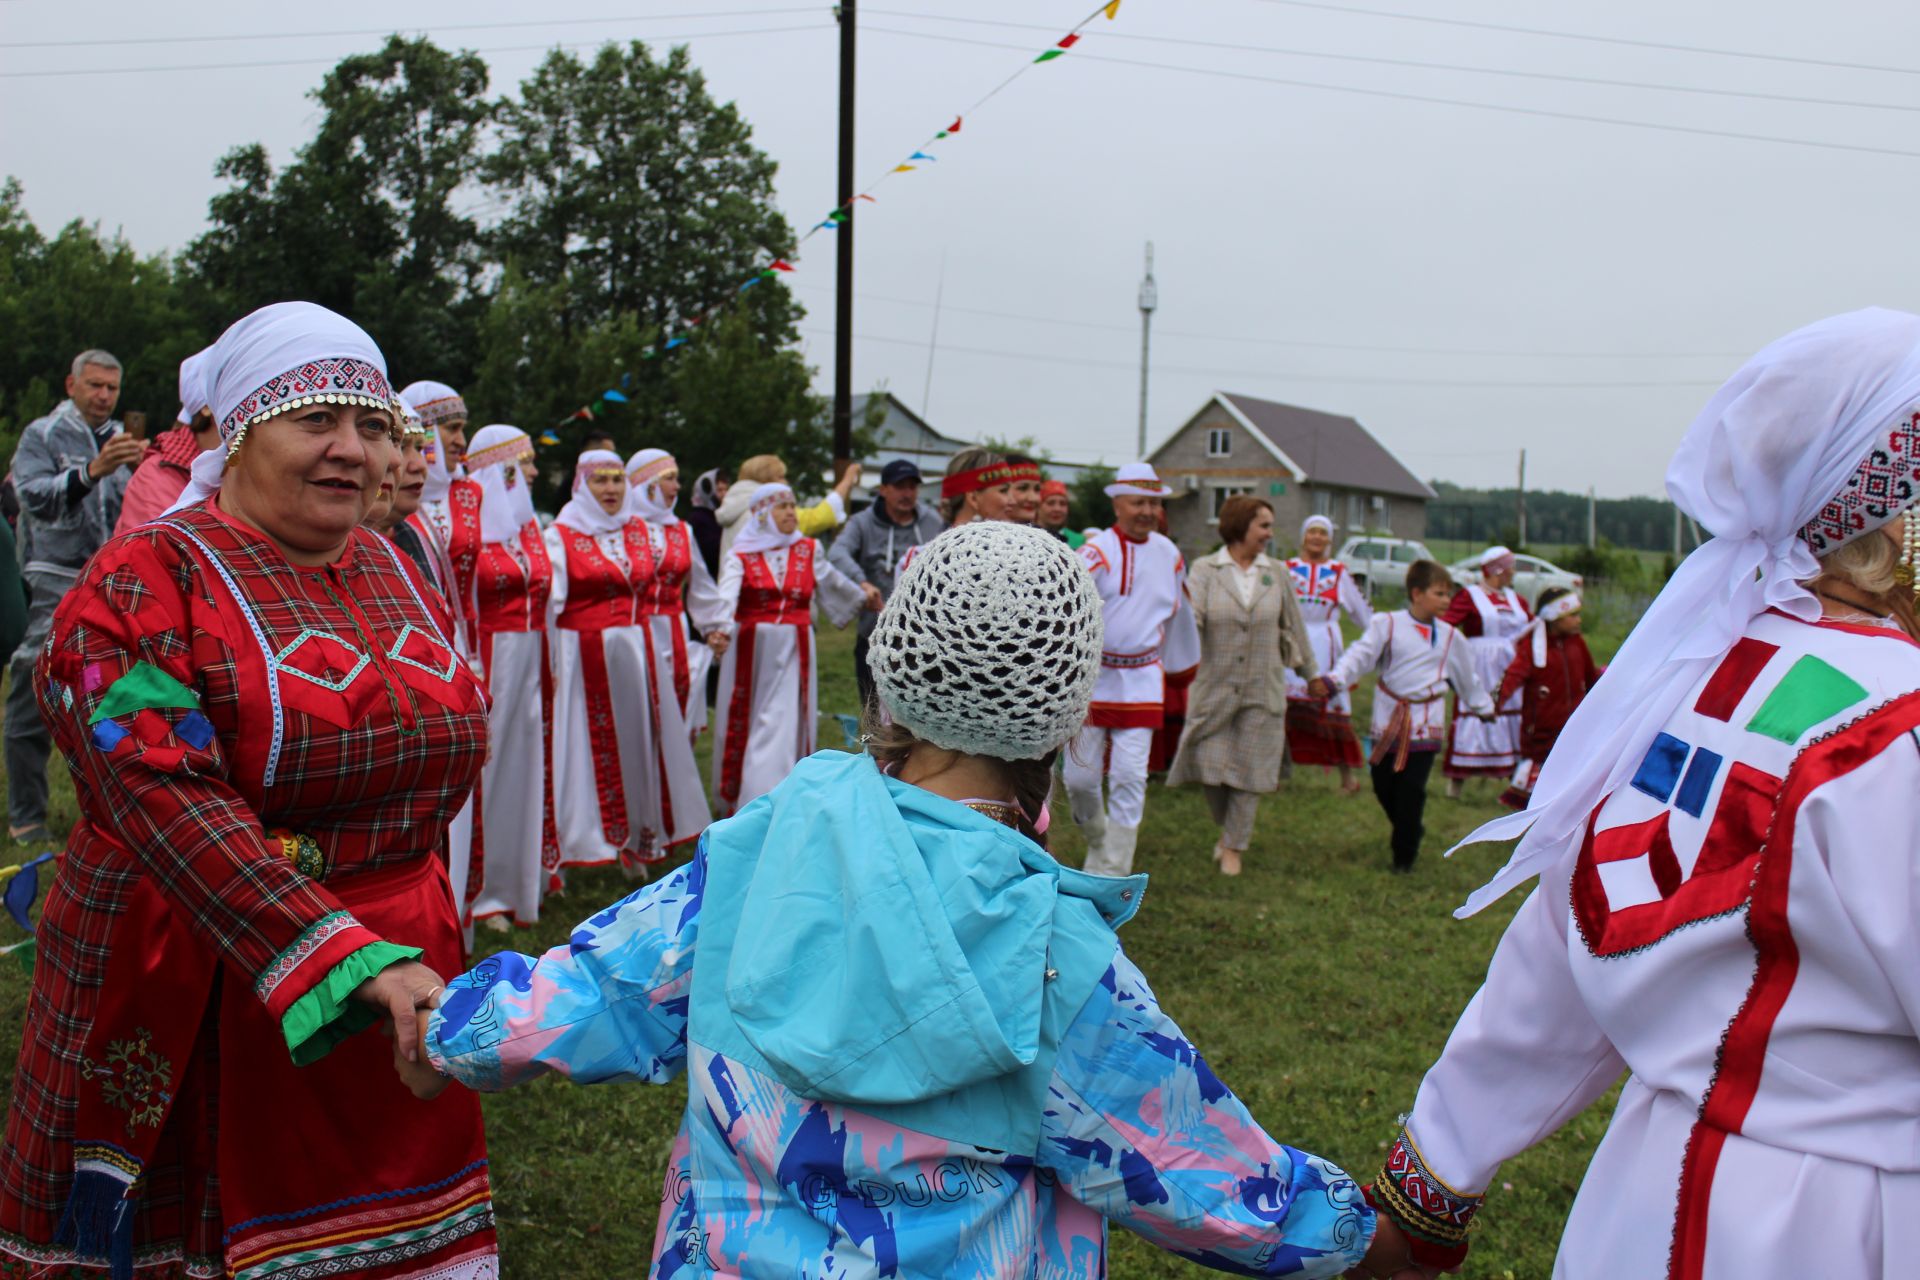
185, 36, 493, 384
479, 40, 825, 499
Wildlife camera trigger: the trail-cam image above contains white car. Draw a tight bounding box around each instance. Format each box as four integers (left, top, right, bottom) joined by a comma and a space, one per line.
1335, 535, 1438, 597
1447, 551, 1584, 609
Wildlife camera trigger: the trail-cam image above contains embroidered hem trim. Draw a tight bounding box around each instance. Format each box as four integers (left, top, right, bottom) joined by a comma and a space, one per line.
0, 1228, 222, 1278
280, 939, 424, 1067
254, 911, 361, 1003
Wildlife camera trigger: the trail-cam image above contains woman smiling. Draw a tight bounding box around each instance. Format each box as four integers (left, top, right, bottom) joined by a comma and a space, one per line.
0, 302, 496, 1279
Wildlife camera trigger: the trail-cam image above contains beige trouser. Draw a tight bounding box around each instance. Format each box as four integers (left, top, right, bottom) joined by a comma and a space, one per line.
1203, 784, 1260, 851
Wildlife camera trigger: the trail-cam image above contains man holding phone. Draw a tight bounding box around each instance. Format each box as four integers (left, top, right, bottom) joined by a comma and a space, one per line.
5, 348, 145, 842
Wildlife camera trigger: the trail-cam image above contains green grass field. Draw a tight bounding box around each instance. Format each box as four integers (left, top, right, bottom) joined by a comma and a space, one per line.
0, 617, 1633, 1279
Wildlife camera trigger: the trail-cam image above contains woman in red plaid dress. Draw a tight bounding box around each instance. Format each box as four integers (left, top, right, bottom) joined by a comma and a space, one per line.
0, 303, 496, 1280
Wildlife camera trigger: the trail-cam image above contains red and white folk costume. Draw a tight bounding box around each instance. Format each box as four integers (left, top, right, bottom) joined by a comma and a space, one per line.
709, 483, 865, 816
1375, 310, 1920, 1279
0, 303, 496, 1280
545, 451, 675, 875
1064, 463, 1196, 877
461, 425, 558, 925
1284, 516, 1372, 768
1439, 547, 1531, 778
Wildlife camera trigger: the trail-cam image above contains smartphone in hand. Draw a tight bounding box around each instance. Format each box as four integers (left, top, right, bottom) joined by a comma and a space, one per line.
123, 411, 147, 441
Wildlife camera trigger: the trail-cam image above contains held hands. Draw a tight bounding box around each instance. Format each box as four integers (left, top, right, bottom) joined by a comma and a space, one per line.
1346, 1217, 1453, 1279
707, 630, 732, 656
1307, 676, 1335, 701
353, 959, 451, 1099
860, 583, 884, 613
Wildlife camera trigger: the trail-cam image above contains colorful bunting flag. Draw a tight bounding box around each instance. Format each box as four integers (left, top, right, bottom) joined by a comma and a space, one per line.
855, 194, 877, 203
769, 260, 796, 271
667, 338, 688, 350
2, 936, 34, 977
603, 390, 628, 403
892, 164, 917, 173
574, 408, 595, 421
1105, 1, 1121, 17
947, 116, 963, 133
3, 854, 52, 932
908, 151, 936, 162
539, 431, 560, 446
739, 276, 763, 291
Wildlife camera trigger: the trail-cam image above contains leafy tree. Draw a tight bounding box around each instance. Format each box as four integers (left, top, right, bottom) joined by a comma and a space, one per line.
185, 36, 493, 384
1070, 464, 1116, 533
0, 180, 196, 457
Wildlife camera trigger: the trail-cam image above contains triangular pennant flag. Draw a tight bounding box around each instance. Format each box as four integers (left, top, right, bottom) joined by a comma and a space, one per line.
621, 373, 633, 389
855, 194, 877, 203
574, 407, 596, 422
739, 276, 762, 291
603, 390, 628, 403
667, 337, 688, 350
908, 151, 936, 162
830, 209, 848, 223
947, 116, 962, 133
769, 260, 796, 271
1034, 48, 1066, 62
5, 936, 34, 977
1105, 0, 1121, 17
539, 431, 560, 445
1058, 33, 1081, 48
815, 219, 838, 231
2, 854, 49, 932
892, 164, 917, 173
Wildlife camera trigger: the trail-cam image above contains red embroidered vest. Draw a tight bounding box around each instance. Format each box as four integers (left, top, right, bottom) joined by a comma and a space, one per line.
556, 520, 656, 631
736, 541, 815, 627
640, 522, 693, 616
475, 521, 552, 634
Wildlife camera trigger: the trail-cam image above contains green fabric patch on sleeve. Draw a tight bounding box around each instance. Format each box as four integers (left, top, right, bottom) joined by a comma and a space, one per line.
281, 939, 425, 1067
87, 661, 200, 726
1745, 655, 1868, 744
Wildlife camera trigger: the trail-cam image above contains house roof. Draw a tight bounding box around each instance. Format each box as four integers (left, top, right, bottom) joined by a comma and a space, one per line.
1160, 392, 1435, 501
851, 391, 973, 457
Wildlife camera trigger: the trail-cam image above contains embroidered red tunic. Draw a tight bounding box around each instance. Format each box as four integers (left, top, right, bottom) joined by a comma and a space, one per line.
0, 500, 495, 1280
719, 542, 817, 809
1498, 632, 1604, 764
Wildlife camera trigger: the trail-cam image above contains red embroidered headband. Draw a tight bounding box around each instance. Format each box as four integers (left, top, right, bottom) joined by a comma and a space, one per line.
465, 433, 533, 472
218, 357, 397, 445
410, 393, 468, 429
941, 460, 1041, 500
628, 454, 678, 486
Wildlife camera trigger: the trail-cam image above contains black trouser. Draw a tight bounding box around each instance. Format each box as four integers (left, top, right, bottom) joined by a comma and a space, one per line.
853, 632, 875, 714
1369, 749, 1438, 869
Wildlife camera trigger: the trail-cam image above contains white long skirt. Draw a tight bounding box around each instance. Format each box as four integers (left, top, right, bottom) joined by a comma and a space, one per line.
644, 612, 714, 736
550, 623, 665, 871
711, 620, 816, 817
1552, 1075, 1919, 1278
1444, 632, 1523, 776
638, 614, 713, 846
471, 628, 554, 925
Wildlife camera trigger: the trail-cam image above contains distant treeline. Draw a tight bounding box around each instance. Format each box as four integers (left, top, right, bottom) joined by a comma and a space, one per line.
1425, 480, 1682, 552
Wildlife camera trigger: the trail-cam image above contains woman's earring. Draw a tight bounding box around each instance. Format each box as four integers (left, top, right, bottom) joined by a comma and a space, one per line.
1902, 517, 1920, 602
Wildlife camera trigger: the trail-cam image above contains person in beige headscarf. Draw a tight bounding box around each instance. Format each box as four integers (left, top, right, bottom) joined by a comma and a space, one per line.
1168, 496, 1319, 875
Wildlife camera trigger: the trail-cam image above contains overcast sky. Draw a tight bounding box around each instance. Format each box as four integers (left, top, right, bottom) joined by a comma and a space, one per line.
5, 0, 1919, 496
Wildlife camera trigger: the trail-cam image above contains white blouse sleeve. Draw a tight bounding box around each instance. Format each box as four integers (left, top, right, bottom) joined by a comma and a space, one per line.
1330, 612, 1392, 691
711, 551, 745, 634
1338, 565, 1373, 631
811, 541, 868, 630
543, 524, 569, 624
1444, 628, 1495, 716
684, 545, 732, 636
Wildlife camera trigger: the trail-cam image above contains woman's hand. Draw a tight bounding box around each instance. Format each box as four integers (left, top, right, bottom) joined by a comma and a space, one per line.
353, 959, 444, 1064
1347, 1216, 1449, 1278
707, 631, 731, 656
394, 1019, 451, 1100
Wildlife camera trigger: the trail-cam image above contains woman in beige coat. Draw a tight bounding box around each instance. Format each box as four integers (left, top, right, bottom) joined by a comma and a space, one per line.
1168, 496, 1319, 874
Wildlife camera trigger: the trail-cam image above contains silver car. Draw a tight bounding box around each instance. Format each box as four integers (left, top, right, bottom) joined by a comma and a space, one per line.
1335, 535, 1438, 599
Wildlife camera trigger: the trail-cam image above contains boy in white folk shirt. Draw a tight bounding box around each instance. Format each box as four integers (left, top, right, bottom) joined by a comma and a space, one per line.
1064, 462, 1198, 876
1314, 558, 1494, 872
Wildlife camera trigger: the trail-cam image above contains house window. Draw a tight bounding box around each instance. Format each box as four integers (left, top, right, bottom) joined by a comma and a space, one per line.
1210, 485, 1251, 518
1207, 428, 1232, 457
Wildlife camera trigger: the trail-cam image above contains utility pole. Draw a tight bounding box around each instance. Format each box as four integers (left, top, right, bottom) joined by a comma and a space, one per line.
1137, 241, 1157, 460
1673, 502, 1683, 560
1516, 449, 1527, 548
1587, 485, 1597, 549
832, 0, 856, 480
921, 250, 946, 418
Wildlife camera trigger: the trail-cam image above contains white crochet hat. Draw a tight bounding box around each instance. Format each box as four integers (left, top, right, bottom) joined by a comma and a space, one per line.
869, 522, 1104, 760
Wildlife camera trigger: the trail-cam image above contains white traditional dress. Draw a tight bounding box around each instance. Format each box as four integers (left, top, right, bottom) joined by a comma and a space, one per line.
546, 451, 674, 875
463, 425, 557, 925
1065, 520, 1193, 876
1442, 583, 1531, 777
1330, 610, 1490, 766
1388, 611, 1920, 1278
710, 485, 865, 816
1284, 556, 1371, 767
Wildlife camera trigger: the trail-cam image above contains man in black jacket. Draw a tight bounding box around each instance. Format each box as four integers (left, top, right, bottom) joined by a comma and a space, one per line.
827, 459, 945, 708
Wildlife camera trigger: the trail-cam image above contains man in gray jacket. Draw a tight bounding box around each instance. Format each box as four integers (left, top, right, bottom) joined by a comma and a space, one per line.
827, 459, 945, 709
6, 349, 146, 840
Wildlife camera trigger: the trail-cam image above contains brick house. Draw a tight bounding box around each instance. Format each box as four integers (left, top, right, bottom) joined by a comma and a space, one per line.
1147, 392, 1434, 557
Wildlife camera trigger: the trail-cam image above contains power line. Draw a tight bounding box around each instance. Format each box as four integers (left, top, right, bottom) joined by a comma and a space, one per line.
865, 8, 1920, 114
1242, 0, 1920, 78
0, 23, 834, 78
0, 6, 820, 49
862, 26, 1920, 160
787, 281, 1748, 359
803, 326, 1725, 387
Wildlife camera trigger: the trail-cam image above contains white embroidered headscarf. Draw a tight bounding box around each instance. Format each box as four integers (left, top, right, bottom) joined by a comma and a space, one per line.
556, 449, 631, 536
165, 302, 395, 516
1300, 514, 1335, 542
1454, 307, 1920, 916
731, 482, 802, 556
175, 346, 213, 425
627, 448, 680, 527
465, 424, 538, 545
401, 381, 465, 503
1522, 592, 1583, 668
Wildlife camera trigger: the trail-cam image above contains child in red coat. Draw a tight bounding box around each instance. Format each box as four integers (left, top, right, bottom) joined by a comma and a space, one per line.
1497, 587, 1601, 809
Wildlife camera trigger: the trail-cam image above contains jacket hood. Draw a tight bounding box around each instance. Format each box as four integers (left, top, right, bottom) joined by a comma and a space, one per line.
711, 751, 1142, 1109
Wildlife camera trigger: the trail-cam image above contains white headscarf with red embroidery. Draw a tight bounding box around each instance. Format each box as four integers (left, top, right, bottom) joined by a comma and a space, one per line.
627, 448, 680, 527
731, 482, 802, 556
165, 301, 396, 516
401, 382, 465, 504
1454, 308, 1920, 916
466, 424, 538, 545
556, 449, 631, 536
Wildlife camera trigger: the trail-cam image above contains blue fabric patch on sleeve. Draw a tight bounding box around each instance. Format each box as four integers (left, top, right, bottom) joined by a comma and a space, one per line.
1629, 732, 1689, 805
1673, 746, 1722, 819
173, 711, 214, 751
90, 719, 129, 752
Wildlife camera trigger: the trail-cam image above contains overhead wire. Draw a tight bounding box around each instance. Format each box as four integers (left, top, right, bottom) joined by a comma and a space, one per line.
862, 25, 1920, 160
863, 8, 1920, 115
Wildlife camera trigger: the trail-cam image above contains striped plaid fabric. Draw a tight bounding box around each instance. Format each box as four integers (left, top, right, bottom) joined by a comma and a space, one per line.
0, 501, 494, 1276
